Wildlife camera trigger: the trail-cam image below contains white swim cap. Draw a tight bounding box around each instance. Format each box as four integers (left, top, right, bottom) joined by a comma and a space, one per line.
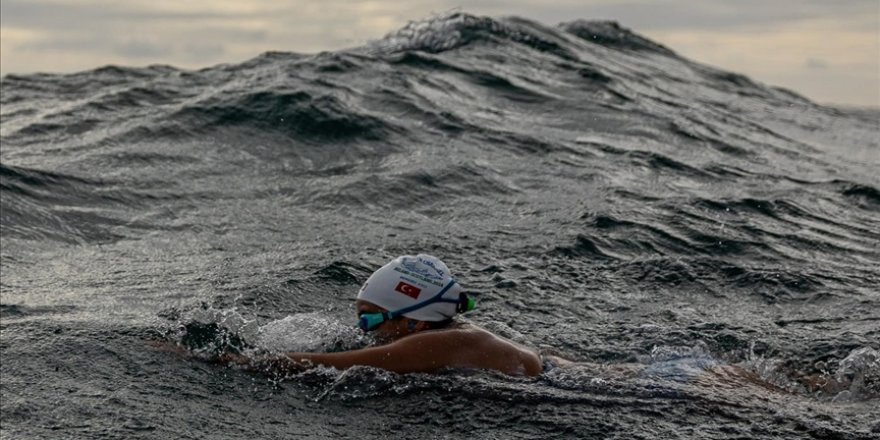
357, 254, 462, 322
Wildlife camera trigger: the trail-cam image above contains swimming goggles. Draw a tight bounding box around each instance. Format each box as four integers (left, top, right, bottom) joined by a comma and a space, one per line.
357, 279, 476, 332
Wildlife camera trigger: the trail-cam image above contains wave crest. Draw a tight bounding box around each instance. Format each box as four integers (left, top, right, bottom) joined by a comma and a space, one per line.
367, 12, 575, 60
559, 20, 676, 55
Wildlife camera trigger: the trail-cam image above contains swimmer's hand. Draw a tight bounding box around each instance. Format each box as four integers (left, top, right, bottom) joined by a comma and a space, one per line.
146, 340, 192, 357
216, 352, 250, 366
149, 337, 310, 374
148, 340, 248, 365
211, 351, 312, 375
147, 338, 251, 365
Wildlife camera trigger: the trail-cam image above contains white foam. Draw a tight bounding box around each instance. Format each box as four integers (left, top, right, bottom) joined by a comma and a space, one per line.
831, 347, 879, 402
254, 312, 369, 354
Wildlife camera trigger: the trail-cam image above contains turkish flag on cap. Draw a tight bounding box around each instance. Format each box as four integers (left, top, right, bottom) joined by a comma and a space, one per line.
394, 281, 422, 299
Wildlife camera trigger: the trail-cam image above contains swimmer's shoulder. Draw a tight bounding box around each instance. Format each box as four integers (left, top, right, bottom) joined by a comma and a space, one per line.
405, 321, 492, 344
408, 321, 542, 376
419, 321, 511, 345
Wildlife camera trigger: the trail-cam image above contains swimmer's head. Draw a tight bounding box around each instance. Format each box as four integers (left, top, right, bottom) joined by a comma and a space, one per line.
356, 254, 473, 329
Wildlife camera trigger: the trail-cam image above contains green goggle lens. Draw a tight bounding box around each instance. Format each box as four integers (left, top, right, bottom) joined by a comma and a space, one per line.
456, 294, 475, 313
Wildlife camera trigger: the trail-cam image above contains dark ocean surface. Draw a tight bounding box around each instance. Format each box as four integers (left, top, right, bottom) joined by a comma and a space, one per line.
1, 12, 879, 439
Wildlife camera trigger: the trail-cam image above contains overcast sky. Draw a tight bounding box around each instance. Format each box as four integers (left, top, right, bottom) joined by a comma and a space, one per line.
1, 0, 878, 107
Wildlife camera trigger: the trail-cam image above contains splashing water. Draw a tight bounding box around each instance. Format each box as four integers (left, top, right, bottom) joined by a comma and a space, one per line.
832, 347, 880, 402
254, 312, 371, 354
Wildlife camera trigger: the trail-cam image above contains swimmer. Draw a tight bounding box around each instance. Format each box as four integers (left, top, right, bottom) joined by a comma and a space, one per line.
154, 254, 869, 398
214, 254, 564, 377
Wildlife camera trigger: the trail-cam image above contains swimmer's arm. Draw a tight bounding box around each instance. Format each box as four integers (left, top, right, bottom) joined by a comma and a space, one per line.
284, 335, 460, 374
148, 339, 434, 375
218, 331, 542, 376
